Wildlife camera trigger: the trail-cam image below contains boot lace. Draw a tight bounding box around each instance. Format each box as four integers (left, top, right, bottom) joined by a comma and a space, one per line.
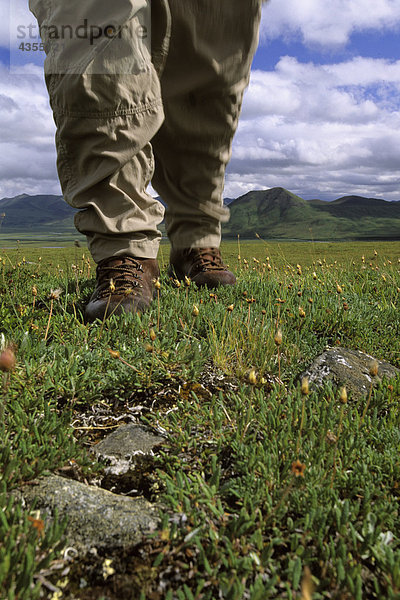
94, 256, 143, 300
189, 247, 227, 272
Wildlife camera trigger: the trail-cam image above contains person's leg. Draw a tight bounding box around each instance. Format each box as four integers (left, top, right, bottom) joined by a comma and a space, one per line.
29, 0, 171, 320
152, 0, 262, 256
29, 0, 169, 263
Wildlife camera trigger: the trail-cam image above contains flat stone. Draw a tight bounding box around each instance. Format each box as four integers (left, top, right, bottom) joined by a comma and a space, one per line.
92, 424, 166, 476
17, 475, 159, 555
93, 424, 165, 460
301, 347, 399, 399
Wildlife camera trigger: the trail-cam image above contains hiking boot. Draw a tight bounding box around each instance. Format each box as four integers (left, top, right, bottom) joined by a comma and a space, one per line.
168, 247, 236, 288
84, 255, 159, 323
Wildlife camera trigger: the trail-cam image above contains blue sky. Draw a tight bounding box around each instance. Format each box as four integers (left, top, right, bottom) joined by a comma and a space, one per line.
253, 30, 400, 70
1, 0, 400, 201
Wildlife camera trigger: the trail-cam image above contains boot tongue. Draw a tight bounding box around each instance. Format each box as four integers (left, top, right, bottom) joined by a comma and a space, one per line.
102, 256, 130, 268
100, 256, 142, 270
98, 257, 120, 270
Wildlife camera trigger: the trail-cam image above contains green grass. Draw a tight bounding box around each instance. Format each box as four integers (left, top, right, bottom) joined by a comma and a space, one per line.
0, 241, 399, 599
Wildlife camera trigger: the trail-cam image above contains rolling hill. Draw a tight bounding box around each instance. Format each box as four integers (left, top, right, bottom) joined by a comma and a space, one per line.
1, 189, 399, 241
224, 187, 400, 240
0, 194, 76, 232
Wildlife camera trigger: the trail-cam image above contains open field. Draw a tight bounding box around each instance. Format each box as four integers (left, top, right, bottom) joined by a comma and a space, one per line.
0, 231, 84, 248
2, 238, 400, 268
0, 241, 400, 599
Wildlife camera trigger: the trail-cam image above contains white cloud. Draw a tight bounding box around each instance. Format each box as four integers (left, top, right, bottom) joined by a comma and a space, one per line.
1, 44, 400, 205
225, 57, 400, 200
261, 0, 400, 47
0, 64, 60, 198
0, 1, 10, 49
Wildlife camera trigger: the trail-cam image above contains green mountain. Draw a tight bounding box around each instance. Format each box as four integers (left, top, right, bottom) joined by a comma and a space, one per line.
0, 194, 76, 232
223, 187, 400, 240
1, 188, 399, 241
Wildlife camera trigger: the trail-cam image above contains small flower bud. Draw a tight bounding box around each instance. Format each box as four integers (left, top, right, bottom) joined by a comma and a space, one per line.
369, 361, 379, 377
339, 386, 347, 404
149, 328, 157, 341
301, 377, 309, 395
248, 369, 257, 385
192, 305, 199, 317
274, 329, 282, 346
0, 346, 16, 372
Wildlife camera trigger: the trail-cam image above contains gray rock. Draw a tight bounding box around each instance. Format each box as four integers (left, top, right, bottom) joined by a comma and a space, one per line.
18, 475, 159, 555
301, 347, 399, 399
93, 424, 165, 460
92, 424, 165, 476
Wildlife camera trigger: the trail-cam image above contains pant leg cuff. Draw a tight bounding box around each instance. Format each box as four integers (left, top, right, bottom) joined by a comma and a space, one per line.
87, 235, 161, 263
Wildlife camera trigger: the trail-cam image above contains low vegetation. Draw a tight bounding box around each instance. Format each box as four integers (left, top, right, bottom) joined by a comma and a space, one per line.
0, 240, 399, 599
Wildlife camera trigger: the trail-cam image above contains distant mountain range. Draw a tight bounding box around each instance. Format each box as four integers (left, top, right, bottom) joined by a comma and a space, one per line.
1, 188, 399, 241
0, 193, 75, 232
225, 187, 400, 240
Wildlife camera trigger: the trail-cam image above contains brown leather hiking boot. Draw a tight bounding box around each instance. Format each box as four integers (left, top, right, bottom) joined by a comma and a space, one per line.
84, 256, 160, 323
168, 247, 236, 288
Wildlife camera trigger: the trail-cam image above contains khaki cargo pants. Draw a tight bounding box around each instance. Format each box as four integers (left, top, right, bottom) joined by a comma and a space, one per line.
29, 0, 261, 262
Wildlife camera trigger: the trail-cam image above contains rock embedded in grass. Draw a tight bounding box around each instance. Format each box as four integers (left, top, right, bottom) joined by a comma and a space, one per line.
92, 424, 165, 476
17, 475, 159, 555
300, 347, 399, 400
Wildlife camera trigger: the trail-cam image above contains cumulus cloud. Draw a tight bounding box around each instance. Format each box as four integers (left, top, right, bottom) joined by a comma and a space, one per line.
225, 57, 400, 200
1, 4, 400, 204
2, 56, 400, 203
261, 0, 400, 47
0, 64, 60, 198
0, 2, 10, 49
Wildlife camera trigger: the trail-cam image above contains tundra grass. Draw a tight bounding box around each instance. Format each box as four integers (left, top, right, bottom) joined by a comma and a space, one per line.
2, 239, 400, 264
0, 242, 399, 599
